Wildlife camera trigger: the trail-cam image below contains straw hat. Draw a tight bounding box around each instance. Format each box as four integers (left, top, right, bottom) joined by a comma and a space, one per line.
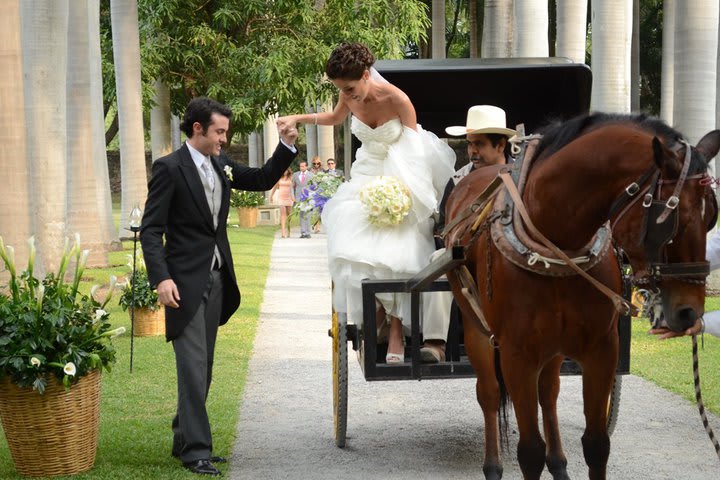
445, 105, 517, 137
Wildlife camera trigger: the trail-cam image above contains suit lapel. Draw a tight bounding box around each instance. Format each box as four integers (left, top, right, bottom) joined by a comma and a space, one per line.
178, 145, 214, 229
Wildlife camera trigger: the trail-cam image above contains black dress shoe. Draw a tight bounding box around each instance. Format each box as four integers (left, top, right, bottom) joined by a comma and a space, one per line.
174, 453, 227, 464
183, 459, 221, 476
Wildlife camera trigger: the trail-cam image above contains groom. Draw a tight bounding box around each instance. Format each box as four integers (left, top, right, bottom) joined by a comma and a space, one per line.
141, 97, 297, 476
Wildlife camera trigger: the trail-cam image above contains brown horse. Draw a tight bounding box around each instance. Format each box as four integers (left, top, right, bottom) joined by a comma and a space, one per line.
444, 113, 720, 480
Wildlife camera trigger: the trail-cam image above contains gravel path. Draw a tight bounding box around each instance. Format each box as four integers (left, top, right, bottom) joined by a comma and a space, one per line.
229, 233, 720, 479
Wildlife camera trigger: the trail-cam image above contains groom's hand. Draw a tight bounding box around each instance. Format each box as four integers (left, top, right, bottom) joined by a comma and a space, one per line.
157, 278, 180, 308
279, 123, 298, 146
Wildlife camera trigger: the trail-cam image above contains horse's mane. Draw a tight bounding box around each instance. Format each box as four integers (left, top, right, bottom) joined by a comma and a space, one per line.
531, 112, 685, 162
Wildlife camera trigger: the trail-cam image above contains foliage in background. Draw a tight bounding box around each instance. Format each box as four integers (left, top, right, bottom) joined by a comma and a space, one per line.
135, 0, 430, 136
230, 190, 265, 208
118, 251, 159, 311
0, 236, 123, 394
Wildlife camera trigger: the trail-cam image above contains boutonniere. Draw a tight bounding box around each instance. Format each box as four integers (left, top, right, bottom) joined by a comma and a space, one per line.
224, 165, 233, 182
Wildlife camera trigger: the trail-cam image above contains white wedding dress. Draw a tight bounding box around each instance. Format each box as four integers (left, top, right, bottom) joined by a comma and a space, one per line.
322, 116, 455, 326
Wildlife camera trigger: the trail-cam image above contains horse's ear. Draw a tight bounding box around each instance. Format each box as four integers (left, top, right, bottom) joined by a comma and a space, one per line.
652, 136, 679, 173
695, 130, 720, 165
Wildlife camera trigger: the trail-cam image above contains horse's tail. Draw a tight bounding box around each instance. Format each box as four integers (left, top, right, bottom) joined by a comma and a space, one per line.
495, 346, 511, 451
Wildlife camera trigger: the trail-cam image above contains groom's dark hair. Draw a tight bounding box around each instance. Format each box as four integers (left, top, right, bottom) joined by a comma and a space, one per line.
180, 97, 233, 138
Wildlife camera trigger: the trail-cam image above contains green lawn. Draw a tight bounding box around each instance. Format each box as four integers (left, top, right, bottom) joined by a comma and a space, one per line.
630, 296, 720, 413
0, 225, 278, 479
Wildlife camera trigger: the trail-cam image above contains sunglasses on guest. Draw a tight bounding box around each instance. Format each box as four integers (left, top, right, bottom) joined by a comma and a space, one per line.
312, 162, 321, 166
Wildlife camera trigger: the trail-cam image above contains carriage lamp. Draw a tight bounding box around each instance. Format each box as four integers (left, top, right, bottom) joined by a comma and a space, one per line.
127, 205, 143, 373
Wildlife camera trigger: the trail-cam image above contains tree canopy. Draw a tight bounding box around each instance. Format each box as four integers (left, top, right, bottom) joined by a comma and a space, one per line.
135, 0, 430, 135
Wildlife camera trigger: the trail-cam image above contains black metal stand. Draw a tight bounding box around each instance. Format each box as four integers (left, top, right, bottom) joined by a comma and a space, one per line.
128, 226, 140, 373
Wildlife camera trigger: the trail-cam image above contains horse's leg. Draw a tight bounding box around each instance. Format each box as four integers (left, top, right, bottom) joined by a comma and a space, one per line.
502, 350, 546, 480
464, 324, 504, 480
538, 356, 569, 480
579, 338, 617, 480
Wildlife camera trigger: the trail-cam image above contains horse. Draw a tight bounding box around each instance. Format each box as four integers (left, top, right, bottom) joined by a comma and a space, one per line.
443, 113, 720, 480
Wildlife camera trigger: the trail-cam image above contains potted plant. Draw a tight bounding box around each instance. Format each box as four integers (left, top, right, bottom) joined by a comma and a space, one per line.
230, 189, 265, 228
118, 251, 164, 337
0, 235, 124, 477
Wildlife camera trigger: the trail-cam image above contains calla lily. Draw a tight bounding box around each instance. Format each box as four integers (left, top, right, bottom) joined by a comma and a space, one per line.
27, 236, 36, 278
101, 275, 118, 308
63, 362, 77, 376
30, 357, 41, 367
94, 309, 107, 323
36, 284, 45, 313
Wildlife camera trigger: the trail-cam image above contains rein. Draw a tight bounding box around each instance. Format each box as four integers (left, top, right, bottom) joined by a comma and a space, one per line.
692, 334, 720, 462
498, 170, 635, 315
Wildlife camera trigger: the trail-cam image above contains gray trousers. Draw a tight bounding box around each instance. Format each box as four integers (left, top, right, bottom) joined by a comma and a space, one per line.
299, 210, 311, 236
171, 269, 223, 463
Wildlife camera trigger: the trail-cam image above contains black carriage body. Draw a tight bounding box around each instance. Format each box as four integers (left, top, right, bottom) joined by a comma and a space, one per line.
349, 58, 630, 381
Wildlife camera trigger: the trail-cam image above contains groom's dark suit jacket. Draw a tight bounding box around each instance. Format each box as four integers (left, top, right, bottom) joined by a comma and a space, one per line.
140, 142, 296, 340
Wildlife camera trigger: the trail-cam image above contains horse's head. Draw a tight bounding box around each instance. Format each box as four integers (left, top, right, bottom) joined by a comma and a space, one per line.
614, 129, 720, 332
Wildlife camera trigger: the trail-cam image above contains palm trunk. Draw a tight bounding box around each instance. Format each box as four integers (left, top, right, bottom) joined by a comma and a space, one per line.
110, 0, 148, 234
556, 0, 588, 63
513, 0, 548, 57
432, 0, 446, 59
660, 0, 675, 123
482, 0, 514, 58
66, 0, 109, 266
0, 0, 32, 268
150, 79, 172, 161
22, 0, 70, 272
590, 0, 633, 113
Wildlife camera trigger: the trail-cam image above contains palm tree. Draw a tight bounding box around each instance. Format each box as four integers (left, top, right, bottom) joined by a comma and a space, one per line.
150, 80, 172, 161
66, 0, 110, 267
673, 0, 718, 168
22, 0, 69, 271
556, 0, 587, 63
660, 0, 675, 123
110, 0, 147, 234
0, 0, 32, 266
482, 0, 514, 58
513, 0, 548, 57
432, 0, 446, 59
590, 0, 633, 113
468, 0, 479, 58
317, 100, 335, 164
89, 0, 119, 252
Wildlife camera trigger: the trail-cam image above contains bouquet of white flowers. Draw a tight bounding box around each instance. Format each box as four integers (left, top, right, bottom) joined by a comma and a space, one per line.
358, 176, 412, 227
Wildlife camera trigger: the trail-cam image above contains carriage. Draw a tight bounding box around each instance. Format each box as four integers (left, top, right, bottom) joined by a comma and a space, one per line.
329, 58, 633, 449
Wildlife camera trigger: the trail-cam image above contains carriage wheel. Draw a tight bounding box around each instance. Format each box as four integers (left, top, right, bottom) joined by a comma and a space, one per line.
331, 307, 348, 448
606, 374, 622, 436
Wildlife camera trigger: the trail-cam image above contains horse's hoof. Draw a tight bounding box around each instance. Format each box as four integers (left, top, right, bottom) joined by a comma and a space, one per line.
482, 465, 503, 480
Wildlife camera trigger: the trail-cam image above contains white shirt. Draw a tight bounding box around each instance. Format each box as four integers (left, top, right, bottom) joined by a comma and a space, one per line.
703, 232, 720, 337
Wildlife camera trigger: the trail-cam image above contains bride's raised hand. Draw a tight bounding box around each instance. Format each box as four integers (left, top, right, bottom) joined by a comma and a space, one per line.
276, 115, 298, 130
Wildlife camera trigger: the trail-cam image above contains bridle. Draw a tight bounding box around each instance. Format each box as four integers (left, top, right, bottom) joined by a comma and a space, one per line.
608, 140, 715, 288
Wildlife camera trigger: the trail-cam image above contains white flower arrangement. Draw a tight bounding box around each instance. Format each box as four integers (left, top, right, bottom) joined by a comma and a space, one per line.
358, 176, 412, 227
224, 165, 233, 182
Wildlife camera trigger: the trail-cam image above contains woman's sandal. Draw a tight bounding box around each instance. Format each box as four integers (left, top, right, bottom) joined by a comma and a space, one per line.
385, 352, 404, 364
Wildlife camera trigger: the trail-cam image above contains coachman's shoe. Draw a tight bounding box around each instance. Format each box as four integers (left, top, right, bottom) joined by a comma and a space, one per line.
420, 340, 446, 363
183, 459, 222, 476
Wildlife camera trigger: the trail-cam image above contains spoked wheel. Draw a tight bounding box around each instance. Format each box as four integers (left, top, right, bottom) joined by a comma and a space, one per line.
606, 374, 622, 436
331, 307, 348, 448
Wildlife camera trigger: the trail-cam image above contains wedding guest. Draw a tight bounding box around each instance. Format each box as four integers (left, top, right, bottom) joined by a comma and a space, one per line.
270, 168, 294, 238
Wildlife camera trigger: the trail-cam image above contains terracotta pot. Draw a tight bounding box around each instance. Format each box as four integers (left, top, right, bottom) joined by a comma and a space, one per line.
237, 207, 258, 228
0, 370, 101, 477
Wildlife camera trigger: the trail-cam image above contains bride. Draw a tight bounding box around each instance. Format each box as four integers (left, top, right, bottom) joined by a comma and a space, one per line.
277, 42, 455, 363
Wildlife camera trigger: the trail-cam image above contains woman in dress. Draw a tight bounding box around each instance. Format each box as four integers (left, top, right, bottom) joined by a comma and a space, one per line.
270, 168, 294, 238
277, 42, 455, 362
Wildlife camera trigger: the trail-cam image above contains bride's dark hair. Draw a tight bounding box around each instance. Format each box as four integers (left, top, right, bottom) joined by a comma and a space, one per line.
325, 42, 375, 80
